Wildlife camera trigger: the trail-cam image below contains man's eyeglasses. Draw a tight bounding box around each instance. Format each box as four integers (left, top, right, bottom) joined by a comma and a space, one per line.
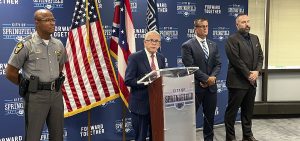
195, 25, 208, 28
145, 39, 161, 44
37, 18, 56, 22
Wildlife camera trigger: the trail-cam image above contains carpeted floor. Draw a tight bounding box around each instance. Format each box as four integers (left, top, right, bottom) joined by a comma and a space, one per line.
197, 117, 300, 141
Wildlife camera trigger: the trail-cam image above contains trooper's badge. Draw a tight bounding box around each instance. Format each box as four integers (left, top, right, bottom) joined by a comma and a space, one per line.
14, 42, 24, 54
55, 50, 62, 60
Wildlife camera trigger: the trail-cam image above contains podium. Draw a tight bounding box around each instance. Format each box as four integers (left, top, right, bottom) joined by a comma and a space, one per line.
137, 67, 198, 141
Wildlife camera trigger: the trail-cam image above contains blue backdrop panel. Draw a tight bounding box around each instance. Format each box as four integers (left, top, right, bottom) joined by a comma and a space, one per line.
0, 0, 247, 140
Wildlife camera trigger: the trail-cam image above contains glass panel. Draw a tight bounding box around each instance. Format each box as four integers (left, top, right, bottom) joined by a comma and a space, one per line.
249, 0, 266, 102
269, 0, 300, 69
248, 0, 266, 69
137, 67, 199, 85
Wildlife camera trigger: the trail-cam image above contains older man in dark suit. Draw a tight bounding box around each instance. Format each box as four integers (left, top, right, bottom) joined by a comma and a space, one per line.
125, 30, 165, 141
224, 14, 264, 141
181, 18, 221, 141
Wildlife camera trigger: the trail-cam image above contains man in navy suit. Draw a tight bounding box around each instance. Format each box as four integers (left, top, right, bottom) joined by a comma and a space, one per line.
125, 30, 166, 141
224, 14, 263, 141
181, 18, 221, 141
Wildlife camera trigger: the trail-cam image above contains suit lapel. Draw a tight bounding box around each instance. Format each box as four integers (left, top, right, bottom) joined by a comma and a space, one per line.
157, 53, 166, 69
192, 37, 201, 49
192, 38, 207, 63
250, 35, 258, 57
237, 33, 253, 57
206, 39, 214, 61
250, 35, 258, 66
157, 54, 162, 69
142, 50, 152, 71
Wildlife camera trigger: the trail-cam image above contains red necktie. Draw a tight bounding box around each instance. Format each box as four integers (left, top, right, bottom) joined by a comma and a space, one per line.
150, 54, 156, 70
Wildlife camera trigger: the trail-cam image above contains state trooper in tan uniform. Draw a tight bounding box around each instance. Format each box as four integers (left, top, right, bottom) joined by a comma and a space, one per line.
6, 9, 67, 141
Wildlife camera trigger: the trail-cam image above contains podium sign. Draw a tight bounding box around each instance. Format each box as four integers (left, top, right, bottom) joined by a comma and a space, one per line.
163, 75, 196, 141
138, 67, 198, 141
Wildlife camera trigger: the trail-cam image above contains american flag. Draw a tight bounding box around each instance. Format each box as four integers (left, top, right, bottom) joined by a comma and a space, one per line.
62, 0, 120, 117
110, 0, 136, 107
146, 0, 159, 32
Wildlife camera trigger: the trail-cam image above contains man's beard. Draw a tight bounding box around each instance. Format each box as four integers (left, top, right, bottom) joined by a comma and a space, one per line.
238, 27, 250, 34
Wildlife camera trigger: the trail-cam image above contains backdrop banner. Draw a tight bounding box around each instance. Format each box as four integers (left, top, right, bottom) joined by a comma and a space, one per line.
0, 0, 247, 140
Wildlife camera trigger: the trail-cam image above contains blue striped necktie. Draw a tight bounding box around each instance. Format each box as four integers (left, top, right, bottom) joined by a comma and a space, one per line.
201, 40, 209, 60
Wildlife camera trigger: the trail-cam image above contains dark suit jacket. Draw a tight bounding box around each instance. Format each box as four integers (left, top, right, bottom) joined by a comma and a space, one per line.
181, 37, 221, 94
125, 50, 165, 115
225, 32, 264, 89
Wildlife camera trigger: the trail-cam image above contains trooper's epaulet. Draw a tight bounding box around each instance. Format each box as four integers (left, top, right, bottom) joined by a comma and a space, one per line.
14, 35, 32, 54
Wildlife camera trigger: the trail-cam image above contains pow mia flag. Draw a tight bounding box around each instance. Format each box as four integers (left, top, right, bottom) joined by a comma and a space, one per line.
146, 0, 159, 32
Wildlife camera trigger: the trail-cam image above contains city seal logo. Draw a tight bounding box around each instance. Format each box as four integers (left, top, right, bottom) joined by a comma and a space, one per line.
14, 42, 24, 54
175, 102, 185, 110
160, 27, 178, 42
177, 2, 196, 17
33, 0, 64, 10
1, 22, 35, 42
4, 98, 24, 116
228, 4, 245, 17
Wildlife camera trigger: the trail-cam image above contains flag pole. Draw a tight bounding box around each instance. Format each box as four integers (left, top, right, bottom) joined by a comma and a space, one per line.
88, 110, 91, 141
122, 100, 126, 141
85, 1, 91, 141
110, 0, 136, 139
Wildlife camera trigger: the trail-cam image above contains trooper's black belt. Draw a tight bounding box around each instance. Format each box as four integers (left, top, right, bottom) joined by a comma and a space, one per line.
38, 81, 56, 91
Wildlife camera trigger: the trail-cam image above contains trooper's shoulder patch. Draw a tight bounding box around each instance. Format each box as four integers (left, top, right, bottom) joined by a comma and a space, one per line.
14, 42, 24, 54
